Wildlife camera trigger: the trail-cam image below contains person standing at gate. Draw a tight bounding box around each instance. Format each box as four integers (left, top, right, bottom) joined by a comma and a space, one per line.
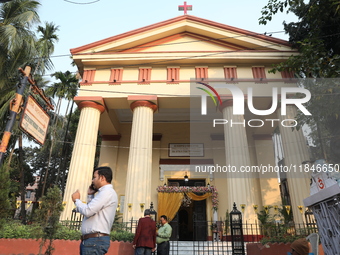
133, 209, 156, 255
72, 166, 118, 255
156, 215, 172, 255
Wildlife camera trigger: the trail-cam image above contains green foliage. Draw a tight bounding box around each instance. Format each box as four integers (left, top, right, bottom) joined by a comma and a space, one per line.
110, 230, 135, 242
259, 0, 299, 25
260, 231, 305, 244
224, 210, 230, 234
0, 164, 12, 228
259, 0, 340, 163
277, 205, 293, 225
34, 185, 64, 255
53, 224, 81, 240
0, 220, 80, 240
7, 150, 35, 198
257, 206, 278, 237
0, 221, 40, 239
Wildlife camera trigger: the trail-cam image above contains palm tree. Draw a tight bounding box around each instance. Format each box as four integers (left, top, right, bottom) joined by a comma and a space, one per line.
0, 1, 61, 213
46, 71, 78, 118
42, 71, 78, 194
0, 0, 41, 137
0, 0, 40, 89
35, 21, 59, 74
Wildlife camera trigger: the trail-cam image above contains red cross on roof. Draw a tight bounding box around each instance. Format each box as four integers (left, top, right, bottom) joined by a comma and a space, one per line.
178, 1, 192, 15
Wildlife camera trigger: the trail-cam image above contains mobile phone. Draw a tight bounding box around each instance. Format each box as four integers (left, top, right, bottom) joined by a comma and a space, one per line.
90, 183, 98, 192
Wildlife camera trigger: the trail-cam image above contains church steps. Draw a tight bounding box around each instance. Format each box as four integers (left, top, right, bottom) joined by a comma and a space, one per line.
168, 241, 235, 255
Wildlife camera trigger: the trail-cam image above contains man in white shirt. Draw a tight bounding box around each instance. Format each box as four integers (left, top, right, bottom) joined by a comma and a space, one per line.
72, 166, 118, 255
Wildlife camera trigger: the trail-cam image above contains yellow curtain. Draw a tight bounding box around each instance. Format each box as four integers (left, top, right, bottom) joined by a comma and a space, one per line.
158, 192, 184, 222
187, 192, 211, 201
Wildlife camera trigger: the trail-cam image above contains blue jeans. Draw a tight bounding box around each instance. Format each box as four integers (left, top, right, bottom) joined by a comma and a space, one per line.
135, 247, 152, 255
80, 236, 110, 255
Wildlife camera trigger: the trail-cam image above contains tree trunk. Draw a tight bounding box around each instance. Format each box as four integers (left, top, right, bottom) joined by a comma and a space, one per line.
19, 135, 26, 224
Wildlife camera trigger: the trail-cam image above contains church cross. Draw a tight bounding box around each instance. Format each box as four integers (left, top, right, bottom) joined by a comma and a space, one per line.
178, 1, 192, 15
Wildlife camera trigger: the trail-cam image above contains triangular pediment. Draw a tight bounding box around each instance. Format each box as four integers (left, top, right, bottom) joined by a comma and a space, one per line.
71, 15, 292, 55
120, 32, 246, 53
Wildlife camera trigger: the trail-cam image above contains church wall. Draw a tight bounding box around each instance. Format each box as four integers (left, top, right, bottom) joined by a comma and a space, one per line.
98, 139, 120, 182
179, 66, 196, 80
121, 68, 136, 81
110, 123, 131, 216
95, 69, 110, 81
152, 67, 167, 80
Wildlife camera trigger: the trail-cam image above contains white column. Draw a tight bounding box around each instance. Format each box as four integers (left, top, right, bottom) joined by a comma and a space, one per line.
123, 101, 157, 221
60, 101, 105, 220
278, 105, 310, 223
253, 135, 281, 206
221, 100, 257, 222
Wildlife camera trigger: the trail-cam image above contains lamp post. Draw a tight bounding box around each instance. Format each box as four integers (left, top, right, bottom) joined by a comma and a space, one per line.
230, 202, 245, 255
149, 202, 157, 222
184, 172, 189, 183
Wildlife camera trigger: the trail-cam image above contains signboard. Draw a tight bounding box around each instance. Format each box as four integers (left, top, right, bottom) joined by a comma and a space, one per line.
169, 143, 204, 157
20, 96, 50, 145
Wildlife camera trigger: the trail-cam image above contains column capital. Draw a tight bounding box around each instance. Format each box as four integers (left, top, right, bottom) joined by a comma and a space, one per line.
78, 101, 105, 113
130, 100, 157, 112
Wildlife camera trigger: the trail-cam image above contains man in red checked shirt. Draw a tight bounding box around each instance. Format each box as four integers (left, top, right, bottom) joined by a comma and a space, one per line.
133, 209, 156, 255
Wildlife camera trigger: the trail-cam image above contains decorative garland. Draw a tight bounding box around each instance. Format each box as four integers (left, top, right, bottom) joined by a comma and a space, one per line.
157, 185, 219, 211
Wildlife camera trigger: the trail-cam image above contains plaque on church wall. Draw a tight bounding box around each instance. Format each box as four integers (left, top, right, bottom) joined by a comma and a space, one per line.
168, 143, 204, 157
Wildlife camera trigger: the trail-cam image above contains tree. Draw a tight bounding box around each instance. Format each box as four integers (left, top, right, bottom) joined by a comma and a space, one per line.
259, 0, 340, 163
34, 185, 64, 255
40, 71, 78, 195
0, 163, 12, 229
0, 0, 40, 89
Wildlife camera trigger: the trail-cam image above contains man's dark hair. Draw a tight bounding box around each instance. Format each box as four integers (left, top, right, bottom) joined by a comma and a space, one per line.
94, 166, 113, 183
160, 215, 168, 221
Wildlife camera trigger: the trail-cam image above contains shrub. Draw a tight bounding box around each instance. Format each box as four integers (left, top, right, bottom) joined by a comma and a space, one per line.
54, 224, 81, 240
0, 220, 135, 242
110, 230, 134, 242
0, 221, 38, 239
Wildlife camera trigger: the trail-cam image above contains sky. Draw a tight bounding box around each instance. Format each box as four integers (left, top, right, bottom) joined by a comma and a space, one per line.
38, 0, 297, 78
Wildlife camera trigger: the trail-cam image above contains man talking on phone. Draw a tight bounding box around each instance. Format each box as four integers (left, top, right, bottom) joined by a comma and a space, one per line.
72, 166, 118, 255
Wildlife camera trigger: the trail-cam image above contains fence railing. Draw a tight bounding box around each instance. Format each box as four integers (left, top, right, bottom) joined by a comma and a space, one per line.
61, 211, 318, 244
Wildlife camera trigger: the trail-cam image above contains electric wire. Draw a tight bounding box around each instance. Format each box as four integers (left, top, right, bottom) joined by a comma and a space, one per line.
63, 0, 100, 4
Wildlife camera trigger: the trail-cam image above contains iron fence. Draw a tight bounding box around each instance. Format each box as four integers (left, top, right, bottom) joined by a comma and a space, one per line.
61, 211, 318, 242
60, 211, 318, 255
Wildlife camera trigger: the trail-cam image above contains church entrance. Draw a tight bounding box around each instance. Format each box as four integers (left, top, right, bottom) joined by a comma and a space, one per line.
168, 179, 207, 241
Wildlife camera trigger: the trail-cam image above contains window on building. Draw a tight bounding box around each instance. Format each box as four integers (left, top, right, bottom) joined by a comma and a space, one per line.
195, 67, 208, 80
252, 66, 267, 83
81, 69, 96, 85
224, 67, 238, 82
167, 67, 180, 83
109, 68, 123, 84
138, 68, 152, 84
